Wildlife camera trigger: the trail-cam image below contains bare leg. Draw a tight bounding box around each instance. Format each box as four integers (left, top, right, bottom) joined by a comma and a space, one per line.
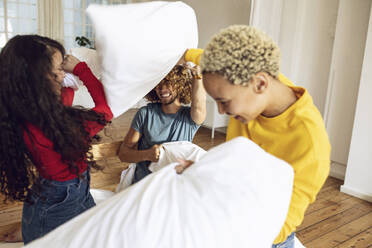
0, 222, 23, 242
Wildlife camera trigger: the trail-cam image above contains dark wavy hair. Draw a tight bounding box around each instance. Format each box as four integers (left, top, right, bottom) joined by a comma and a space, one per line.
145, 65, 193, 104
0, 35, 108, 203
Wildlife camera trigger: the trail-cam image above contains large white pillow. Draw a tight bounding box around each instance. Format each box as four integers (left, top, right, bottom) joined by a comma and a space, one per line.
86, 1, 198, 117
24, 137, 293, 248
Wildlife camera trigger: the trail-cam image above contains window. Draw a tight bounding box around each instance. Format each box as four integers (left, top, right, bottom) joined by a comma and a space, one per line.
0, 0, 38, 49
63, 0, 127, 50
0, 0, 129, 50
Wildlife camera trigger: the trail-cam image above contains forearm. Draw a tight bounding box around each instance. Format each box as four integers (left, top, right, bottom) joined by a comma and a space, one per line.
73, 62, 113, 120
118, 143, 151, 163
73, 62, 102, 99
61, 87, 75, 106
191, 79, 207, 125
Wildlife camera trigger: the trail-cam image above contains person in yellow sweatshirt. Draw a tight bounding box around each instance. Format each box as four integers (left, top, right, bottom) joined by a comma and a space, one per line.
192, 25, 330, 247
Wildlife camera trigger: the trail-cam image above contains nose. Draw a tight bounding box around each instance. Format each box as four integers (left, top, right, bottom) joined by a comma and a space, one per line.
217, 102, 225, 114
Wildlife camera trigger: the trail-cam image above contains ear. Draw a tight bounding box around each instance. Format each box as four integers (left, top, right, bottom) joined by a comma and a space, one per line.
252, 72, 269, 93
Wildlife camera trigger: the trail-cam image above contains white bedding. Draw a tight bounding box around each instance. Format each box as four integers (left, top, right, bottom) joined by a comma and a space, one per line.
24, 137, 294, 248
116, 141, 206, 192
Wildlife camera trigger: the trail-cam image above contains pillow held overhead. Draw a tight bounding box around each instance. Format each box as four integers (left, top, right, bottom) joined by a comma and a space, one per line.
86, 1, 198, 117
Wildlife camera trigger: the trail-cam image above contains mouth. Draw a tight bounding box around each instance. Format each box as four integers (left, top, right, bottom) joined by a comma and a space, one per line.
158, 90, 173, 101
160, 93, 171, 99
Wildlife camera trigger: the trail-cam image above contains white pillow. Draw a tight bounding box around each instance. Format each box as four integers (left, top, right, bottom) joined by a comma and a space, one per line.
149, 141, 206, 172
24, 137, 293, 248
86, 1, 198, 117
115, 141, 207, 192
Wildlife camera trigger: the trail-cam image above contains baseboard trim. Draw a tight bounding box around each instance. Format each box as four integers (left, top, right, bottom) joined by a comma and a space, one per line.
340, 185, 372, 203
329, 161, 346, 180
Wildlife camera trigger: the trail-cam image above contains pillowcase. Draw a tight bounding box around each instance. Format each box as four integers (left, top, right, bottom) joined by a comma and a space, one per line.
24, 137, 294, 248
86, 1, 198, 117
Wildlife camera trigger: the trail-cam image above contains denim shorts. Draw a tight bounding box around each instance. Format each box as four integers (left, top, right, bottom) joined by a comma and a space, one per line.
22, 170, 95, 245
272, 232, 295, 248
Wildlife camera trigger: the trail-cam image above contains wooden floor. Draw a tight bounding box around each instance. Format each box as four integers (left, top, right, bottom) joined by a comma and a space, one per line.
1, 109, 372, 247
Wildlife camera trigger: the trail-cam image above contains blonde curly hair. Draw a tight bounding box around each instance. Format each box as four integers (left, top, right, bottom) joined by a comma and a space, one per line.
200, 25, 280, 86
145, 65, 193, 104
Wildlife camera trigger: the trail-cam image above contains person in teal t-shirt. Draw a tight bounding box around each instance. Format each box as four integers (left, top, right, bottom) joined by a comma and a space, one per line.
118, 61, 206, 183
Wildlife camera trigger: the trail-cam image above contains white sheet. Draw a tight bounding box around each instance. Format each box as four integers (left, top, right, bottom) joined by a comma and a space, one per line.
86, 1, 198, 117
116, 141, 207, 192
149, 141, 206, 172
24, 137, 294, 248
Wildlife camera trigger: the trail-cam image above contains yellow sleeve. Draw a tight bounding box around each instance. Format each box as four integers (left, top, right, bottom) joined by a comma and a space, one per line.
274, 147, 330, 244
185, 48, 204, 65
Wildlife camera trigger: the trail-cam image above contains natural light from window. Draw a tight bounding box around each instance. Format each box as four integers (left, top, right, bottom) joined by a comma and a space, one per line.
0, 0, 37, 49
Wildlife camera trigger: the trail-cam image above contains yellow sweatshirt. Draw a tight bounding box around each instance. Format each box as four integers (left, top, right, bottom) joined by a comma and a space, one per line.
227, 74, 331, 244
185, 48, 203, 65
186, 48, 330, 244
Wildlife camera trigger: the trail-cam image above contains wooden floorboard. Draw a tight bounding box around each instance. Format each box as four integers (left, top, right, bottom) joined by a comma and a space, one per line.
306, 212, 372, 248
334, 226, 372, 248
1, 108, 372, 247
299, 197, 366, 231
297, 173, 372, 247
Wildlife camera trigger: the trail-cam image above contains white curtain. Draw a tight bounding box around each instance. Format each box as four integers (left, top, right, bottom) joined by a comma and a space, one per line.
38, 0, 64, 43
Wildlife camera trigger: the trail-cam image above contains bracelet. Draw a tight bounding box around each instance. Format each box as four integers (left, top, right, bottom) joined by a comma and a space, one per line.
195, 74, 202, 80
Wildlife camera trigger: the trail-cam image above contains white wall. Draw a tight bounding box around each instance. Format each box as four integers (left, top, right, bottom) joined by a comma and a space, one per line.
324, 0, 371, 168
170, 0, 251, 48
249, 0, 283, 44
250, 0, 338, 114
72, 86, 94, 108
132, 0, 251, 47
341, 4, 372, 202
279, 0, 339, 114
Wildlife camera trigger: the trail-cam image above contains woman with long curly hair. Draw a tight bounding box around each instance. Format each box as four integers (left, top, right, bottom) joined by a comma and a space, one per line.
118, 50, 206, 184
0, 35, 113, 244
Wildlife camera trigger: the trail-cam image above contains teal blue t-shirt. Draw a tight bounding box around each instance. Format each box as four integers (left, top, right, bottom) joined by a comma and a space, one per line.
131, 103, 200, 183
131, 103, 200, 150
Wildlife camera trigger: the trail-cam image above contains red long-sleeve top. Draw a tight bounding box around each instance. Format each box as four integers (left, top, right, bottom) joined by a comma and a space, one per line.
23, 62, 113, 181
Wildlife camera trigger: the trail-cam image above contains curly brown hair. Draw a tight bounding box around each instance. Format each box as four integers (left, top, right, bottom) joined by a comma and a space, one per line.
145, 65, 193, 104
